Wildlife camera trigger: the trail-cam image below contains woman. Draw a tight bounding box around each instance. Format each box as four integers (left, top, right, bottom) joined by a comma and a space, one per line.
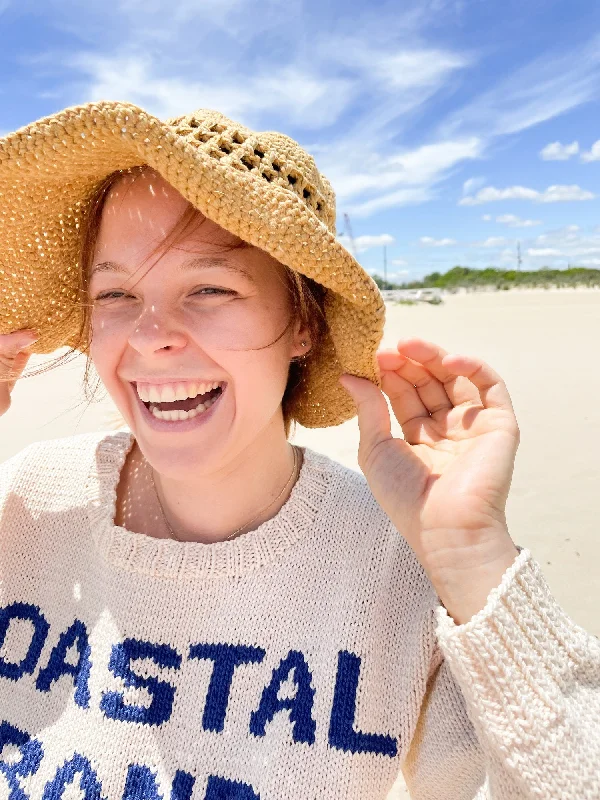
0, 101, 597, 800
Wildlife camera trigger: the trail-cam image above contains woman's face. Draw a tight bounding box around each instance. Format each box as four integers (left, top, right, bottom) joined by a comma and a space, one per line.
88, 168, 309, 476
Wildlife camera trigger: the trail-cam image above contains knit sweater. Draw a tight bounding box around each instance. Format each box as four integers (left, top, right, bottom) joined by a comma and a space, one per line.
0, 429, 598, 800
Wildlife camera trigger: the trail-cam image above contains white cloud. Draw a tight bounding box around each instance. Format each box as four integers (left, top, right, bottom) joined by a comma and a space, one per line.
337, 233, 395, 254
330, 137, 482, 207
539, 141, 579, 160
535, 224, 580, 244
482, 214, 492, 221
460, 184, 595, 205
537, 186, 594, 202
496, 214, 542, 227
419, 236, 457, 246
461, 186, 537, 204
22, 0, 600, 225
42, 0, 284, 45
391, 258, 408, 266
20, 0, 479, 220
421, 224, 600, 269
117, 0, 244, 23
465, 236, 510, 248
389, 138, 483, 185
527, 248, 563, 257
333, 45, 470, 92
440, 34, 600, 138
463, 176, 486, 195
65, 53, 354, 129
581, 140, 600, 162
519, 225, 600, 266
478, 236, 509, 247
344, 187, 433, 217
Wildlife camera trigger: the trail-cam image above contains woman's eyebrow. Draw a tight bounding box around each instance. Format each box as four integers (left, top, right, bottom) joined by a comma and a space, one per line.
90, 256, 257, 283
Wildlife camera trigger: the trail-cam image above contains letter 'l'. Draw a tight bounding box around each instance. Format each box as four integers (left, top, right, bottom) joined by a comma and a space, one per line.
328, 650, 397, 757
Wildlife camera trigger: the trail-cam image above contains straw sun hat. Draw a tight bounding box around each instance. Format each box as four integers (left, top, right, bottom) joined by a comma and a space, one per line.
0, 100, 385, 427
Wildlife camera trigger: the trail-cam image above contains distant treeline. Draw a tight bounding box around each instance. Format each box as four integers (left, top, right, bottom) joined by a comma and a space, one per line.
372, 266, 600, 291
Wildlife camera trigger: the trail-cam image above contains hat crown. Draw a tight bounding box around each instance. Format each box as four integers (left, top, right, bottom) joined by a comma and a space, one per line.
164, 108, 337, 233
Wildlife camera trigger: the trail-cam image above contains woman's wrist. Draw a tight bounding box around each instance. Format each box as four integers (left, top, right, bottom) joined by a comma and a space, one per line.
424, 528, 520, 624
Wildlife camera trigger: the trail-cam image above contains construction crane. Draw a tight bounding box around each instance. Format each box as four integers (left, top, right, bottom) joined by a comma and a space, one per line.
341, 213, 357, 258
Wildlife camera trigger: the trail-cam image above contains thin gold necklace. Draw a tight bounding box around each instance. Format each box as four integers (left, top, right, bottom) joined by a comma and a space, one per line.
150, 445, 300, 543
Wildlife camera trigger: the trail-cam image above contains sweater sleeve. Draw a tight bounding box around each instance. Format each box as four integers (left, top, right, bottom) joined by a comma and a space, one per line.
401, 548, 600, 799
0, 443, 35, 506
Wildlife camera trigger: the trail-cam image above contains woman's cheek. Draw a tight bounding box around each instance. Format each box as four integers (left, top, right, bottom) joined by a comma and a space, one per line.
223, 352, 283, 422
89, 319, 127, 390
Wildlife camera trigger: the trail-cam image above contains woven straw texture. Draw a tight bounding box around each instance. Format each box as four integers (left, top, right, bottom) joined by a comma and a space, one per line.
0, 100, 385, 427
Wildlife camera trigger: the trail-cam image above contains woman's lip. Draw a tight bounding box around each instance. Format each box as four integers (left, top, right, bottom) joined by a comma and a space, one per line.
129, 382, 226, 432
129, 379, 226, 386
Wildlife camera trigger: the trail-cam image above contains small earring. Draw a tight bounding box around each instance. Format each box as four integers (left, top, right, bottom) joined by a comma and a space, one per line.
291, 341, 309, 364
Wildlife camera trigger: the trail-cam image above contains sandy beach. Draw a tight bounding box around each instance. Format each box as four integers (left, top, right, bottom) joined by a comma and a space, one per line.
2, 287, 598, 799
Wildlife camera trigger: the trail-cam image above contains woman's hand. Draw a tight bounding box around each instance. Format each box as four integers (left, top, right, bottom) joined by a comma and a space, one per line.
340, 337, 520, 624
0, 330, 38, 417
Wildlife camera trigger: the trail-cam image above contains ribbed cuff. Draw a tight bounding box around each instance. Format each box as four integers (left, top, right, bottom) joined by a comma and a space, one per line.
434, 549, 597, 741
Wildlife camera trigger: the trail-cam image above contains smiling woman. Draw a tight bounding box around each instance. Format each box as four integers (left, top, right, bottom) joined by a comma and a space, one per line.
0, 101, 598, 800
74, 163, 331, 545
78, 164, 328, 440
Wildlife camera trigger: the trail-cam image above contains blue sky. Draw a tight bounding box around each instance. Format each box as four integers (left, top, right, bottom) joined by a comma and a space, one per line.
1, 0, 600, 283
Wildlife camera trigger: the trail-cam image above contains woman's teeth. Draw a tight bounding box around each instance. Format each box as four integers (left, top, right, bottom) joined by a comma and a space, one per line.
149, 392, 220, 421
136, 380, 221, 403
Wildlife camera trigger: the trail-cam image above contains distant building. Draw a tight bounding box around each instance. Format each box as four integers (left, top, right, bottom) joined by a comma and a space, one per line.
381, 288, 444, 303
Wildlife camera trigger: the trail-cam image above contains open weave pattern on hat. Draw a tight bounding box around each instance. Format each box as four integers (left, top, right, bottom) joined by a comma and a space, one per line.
0, 101, 386, 428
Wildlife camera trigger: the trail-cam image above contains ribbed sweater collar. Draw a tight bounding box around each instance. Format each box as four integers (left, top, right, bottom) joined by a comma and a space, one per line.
85, 429, 333, 581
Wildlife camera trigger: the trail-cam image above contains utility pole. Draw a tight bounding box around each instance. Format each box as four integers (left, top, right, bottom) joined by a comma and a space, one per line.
383, 245, 387, 286
517, 241, 522, 272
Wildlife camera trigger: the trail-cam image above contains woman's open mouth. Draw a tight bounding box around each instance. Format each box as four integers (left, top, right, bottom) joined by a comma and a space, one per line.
130, 380, 226, 429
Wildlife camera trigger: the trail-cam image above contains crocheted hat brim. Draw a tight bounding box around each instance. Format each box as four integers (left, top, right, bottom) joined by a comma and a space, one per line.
0, 100, 385, 428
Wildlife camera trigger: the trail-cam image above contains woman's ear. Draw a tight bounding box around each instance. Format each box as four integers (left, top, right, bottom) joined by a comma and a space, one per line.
290, 319, 311, 361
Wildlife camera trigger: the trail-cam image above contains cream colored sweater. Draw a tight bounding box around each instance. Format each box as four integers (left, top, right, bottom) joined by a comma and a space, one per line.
0, 428, 598, 800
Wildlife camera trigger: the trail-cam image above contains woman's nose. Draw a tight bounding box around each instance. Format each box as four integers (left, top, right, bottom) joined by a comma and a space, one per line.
127, 304, 188, 355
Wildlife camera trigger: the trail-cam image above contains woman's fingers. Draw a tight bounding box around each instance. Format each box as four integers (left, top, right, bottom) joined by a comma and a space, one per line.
439, 352, 516, 414
377, 344, 460, 427
394, 338, 514, 413
0, 330, 38, 416
377, 338, 515, 415
380, 368, 435, 429
339, 373, 393, 467
378, 340, 481, 406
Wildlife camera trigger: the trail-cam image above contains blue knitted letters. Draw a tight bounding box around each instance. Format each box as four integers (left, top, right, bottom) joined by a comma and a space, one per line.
249, 650, 316, 744
188, 643, 266, 733
328, 650, 397, 757
99, 638, 182, 725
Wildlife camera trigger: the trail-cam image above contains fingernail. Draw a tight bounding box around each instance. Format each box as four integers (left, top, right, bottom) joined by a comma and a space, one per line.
17, 335, 39, 349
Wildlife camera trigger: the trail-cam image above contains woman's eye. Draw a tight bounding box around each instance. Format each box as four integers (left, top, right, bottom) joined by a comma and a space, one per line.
94, 291, 129, 301
193, 287, 236, 296
93, 287, 237, 302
